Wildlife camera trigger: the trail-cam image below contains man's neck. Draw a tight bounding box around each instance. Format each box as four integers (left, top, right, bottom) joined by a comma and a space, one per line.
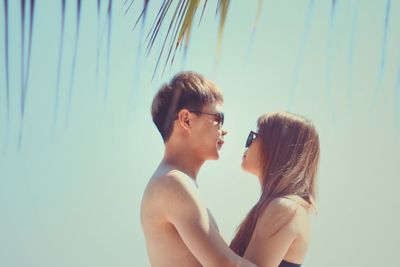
162, 146, 204, 182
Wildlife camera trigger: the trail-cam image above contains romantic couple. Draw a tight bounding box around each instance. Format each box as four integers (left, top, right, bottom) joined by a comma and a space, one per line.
140, 71, 320, 267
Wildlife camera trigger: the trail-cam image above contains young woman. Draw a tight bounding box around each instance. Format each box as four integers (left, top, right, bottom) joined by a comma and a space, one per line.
230, 112, 320, 267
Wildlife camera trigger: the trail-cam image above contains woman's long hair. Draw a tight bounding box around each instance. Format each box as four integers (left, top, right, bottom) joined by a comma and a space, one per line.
230, 112, 320, 256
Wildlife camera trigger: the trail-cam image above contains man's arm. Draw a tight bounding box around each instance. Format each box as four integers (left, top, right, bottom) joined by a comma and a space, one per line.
158, 172, 257, 267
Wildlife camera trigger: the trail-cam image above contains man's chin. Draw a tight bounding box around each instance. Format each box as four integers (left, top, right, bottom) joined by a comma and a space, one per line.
205, 152, 219, 161
211, 152, 220, 160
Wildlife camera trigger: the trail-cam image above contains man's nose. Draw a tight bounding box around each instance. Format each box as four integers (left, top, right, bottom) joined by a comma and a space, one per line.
221, 128, 228, 136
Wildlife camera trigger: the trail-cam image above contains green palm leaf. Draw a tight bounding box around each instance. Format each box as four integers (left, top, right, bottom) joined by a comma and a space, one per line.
136, 0, 232, 77
215, 0, 229, 59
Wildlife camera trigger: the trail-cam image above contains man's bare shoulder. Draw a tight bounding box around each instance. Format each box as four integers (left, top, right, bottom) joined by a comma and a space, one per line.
142, 169, 199, 211
148, 169, 197, 194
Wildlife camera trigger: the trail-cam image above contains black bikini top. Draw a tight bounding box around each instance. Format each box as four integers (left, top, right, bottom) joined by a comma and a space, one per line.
279, 259, 301, 267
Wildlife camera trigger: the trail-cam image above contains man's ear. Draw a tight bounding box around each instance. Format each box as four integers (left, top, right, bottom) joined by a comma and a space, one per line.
177, 109, 191, 130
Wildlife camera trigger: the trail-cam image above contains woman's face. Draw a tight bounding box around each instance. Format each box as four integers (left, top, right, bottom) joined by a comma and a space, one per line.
241, 131, 263, 178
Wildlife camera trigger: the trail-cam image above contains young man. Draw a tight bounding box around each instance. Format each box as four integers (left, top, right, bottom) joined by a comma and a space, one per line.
141, 71, 257, 267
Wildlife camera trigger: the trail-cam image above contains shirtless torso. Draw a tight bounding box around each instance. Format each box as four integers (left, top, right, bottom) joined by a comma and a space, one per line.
141, 165, 250, 267
141, 167, 203, 267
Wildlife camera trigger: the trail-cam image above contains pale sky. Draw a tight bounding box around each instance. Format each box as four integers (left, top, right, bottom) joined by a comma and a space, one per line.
1, 1, 400, 266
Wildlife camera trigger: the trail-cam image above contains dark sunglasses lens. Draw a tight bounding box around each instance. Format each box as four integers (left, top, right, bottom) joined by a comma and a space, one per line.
245, 132, 252, 148
214, 113, 224, 125
245, 131, 258, 148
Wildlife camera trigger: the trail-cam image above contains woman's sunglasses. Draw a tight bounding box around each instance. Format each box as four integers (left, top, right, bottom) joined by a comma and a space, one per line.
245, 130, 258, 148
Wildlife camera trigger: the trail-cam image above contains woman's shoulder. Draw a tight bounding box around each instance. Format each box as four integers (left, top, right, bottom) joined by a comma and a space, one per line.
266, 196, 309, 214
270, 195, 313, 213
258, 196, 310, 234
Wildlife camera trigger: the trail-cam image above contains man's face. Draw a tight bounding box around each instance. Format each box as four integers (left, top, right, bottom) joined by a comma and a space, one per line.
188, 102, 227, 160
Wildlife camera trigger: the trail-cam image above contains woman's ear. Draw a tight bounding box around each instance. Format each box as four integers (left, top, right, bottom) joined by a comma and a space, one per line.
177, 109, 191, 130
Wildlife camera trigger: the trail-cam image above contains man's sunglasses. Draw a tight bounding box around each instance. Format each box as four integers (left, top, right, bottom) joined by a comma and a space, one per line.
245, 130, 258, 148
189, 110, 225, 126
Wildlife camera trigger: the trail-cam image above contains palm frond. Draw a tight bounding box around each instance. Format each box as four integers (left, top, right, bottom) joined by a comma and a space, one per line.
3, 0, 10, 127
2, 0, 10, 151
175, 0, 199, 48
19, 0, 35, 124
124, 0, 135, 15
288, 0, 315, 109
18, 0, 29, 150
132, 0, 149, 29
133, 0, 231, 78
104, 0, 112, 100
165, 0, 188, 68
325, 0, 337, 121
156, 0, 187, 78
66, 0, 82, 128
20, 0, 26, 118
53, 0, 66, 128
146, 0, 173, 55
215, 0, 229, 58
163, 2, 187, 73
247, 0, 263, 54
198, 0, 207, 26
96, 0, 101, 88
330, 0, 337, 29
371, 0, 392, 110
380, 0, 391, 73
23, 0, 35, 106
